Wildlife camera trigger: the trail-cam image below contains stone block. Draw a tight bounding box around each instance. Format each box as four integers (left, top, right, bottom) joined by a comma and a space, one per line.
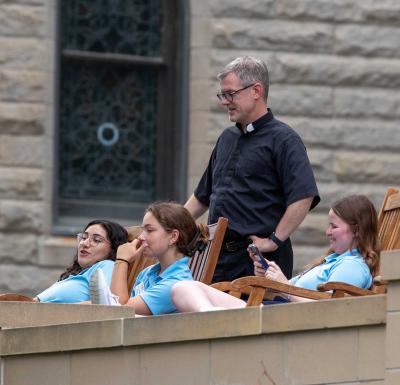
387, 283, 400, 312
358, 0, 400, 23
314, 182, 386, 212
334, 88, 400, 119
189, 112, 215, 144
190, 48, 211, 81
261, 295, 386, 334
70, 348, 139, 385
291, 245, 329, 274
0, 167, 42, 199
307, 148, 335, 182
278, 0, 362, 22
1, 353, 70, 385
0, 68, 44, 102
278, 0, 400, 24
386, 312, 400, 369
191, 17, 212, 48
290, 212, 327, 246
272, 53, 400, 88
208, 112, 233, 143
139, 341, 209, 385
212, 49, 400, 89
0, 37, 45, 69
190, 79, 215, 112
290, 116, 400, 151
211, 0, 277, 18
187, 143, 212, 177
0, 4, 45, 37
0, 319, 123, 355
269, 85, 333, 117
358, 325, 385, 380
380, 250, 400, 282
386, 369, 400, 385
334, 152, 400, 184
210, 335, 285, 385
212, 19, 334, 53
0, 102, 45, 135
0, 264, 60, 296
335, 24, 400, 58
123, 307, 260, 346
0, 302, 134, 328
283, 328, 359, 383
0, 199, 43, 232
38, 235, 76, 267
0, 135, 44, 167
0, 232, 38, 263
190, 0, 210, 17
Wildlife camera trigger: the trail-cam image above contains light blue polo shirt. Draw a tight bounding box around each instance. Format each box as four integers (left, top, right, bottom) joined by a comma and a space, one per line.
37, 259, 115, 303
133, 256, 193, 315
290, 248, 372, 290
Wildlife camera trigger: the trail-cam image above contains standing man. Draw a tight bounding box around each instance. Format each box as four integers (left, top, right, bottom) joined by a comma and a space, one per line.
185, 56, 320, 282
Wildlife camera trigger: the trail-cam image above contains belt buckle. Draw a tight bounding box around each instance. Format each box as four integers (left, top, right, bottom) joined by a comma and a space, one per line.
225, 241, 237, 252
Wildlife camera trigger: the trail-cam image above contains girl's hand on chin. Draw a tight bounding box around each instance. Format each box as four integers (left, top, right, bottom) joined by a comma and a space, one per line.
117, 239, 145, 263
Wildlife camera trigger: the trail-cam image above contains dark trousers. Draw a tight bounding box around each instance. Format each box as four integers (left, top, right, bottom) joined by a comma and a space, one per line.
212, 239, 293, 283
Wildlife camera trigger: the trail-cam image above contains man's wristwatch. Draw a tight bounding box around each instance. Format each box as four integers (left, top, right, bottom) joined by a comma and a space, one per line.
269, 232, 284, 248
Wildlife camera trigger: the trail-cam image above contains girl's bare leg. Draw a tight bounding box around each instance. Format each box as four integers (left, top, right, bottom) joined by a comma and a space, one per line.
171, 281, 246, 312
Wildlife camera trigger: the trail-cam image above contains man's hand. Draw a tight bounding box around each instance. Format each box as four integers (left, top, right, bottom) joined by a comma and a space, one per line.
249, 235, 278, 253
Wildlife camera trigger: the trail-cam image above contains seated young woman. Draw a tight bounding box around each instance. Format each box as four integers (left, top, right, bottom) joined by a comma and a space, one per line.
90, 202, 208, 316
171, 194, 380, 312
35, 220, 128, 303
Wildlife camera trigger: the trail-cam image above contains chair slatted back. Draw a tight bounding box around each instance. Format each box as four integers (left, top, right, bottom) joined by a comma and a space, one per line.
189, 217, 228, 284
126, 217, 228, 293
378, 187, 400, 251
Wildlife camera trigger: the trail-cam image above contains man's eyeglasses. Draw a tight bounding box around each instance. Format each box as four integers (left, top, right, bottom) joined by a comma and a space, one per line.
77, 232, 109, 246
216, 83, 255, 102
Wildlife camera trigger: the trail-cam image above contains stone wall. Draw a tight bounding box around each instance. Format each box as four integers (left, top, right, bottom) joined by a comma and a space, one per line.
0, 1, 56, 295
0, 0, 400, 295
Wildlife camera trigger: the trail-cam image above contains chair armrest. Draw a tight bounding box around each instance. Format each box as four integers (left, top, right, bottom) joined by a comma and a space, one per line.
210, 281, 241, 298
317, 282, 375, 297
231, 276, 331, 302
0, 293, 34, 302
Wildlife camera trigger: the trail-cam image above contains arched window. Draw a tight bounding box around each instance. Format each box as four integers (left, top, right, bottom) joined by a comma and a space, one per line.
54, 0, 189, 231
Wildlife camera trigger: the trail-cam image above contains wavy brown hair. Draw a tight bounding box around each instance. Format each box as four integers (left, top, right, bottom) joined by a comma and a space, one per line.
59, 220, 128, 281
146, 202, 208, 257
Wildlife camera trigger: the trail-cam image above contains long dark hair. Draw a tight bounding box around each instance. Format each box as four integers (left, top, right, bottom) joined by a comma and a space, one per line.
146, 202, 208, 257
58, 219, 128, 281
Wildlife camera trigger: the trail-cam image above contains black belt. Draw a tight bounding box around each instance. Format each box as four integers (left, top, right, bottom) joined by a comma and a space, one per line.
221, 239, 251, 252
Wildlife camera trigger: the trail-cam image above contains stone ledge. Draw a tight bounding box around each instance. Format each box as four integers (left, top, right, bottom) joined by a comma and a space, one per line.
0, 295, 386, 356
262, 295, 386, 334
0, 302, 135, 328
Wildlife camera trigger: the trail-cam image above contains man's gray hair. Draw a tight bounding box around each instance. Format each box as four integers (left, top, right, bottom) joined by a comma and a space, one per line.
217, 56, 269, 101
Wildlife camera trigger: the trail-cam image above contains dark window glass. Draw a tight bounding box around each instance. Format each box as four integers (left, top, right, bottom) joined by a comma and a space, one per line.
55, 0, 187, 232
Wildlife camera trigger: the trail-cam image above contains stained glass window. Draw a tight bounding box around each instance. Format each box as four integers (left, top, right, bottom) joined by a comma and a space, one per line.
55, 0, 186, 231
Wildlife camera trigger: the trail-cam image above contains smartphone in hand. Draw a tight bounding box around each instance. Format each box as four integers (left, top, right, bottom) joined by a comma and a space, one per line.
247, 243, 269, 270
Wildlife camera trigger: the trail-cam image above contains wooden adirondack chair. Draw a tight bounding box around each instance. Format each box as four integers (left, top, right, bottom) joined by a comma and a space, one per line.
216, 187, 400, 305
127, 217, 228, 293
